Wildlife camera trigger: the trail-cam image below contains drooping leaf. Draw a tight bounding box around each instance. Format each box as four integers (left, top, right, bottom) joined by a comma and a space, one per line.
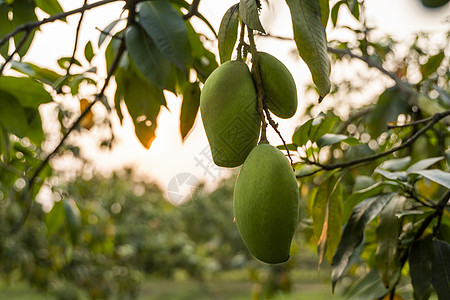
420, 52, 445, 80
409, 169, 450, 189
34, 0, 64, 16
332, 193, 396, 290
0, 90, 29, 137
346, 0, 359, 20
285, 0, 331, 97
0, 76, 52, 108
317, 133, 360, 147
218, 4, 240, 64
345, 267, 395, 300
375, 195, 406, 287
98, 19, 122, 48
330, 0, 344, 27
407, 156, 445, 172
239, 0, 265, 33
318, 0, 329, 27
84, 40, 94, 63
409, 235, 434, 300
45, 201, 66, 236
137, 0, 192, 72
11, 0, 37, 57
126, 24, 176, 92
378, 156, 411, 171
432, 239, 450, 299
10, 60, 62, 87
180, 81, 200, 140
292, 118, 313, 147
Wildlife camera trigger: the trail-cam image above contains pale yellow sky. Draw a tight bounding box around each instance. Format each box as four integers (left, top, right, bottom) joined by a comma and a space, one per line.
7, 0, 450, 200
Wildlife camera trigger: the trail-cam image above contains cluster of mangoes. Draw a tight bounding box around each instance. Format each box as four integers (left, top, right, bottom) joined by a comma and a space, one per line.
199, 53, 300, 264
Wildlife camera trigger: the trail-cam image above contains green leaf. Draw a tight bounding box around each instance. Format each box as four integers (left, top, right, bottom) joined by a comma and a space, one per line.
310, 115, 339, 142
409, 235, 434, 300
0, 3, 12, 58
218, 4, 240, 64
292, 118, 313, 147
375, 169, 408, 182
46, 201, 65, 236
64, 199, 82, 245
332, 193, 396, 290
420, 52, 445, 80
0, 76, 52, 108
330, 0, 344, 27
277, 143, 298, 151
375, 195, 406, 287
407, 156, 445, 172
0, 90, 28, 137
409, 169, 450, 189
368, 86, 409, 138
137, 0, 192, 72
11, 61, 62, 87
378, 156, 411, 171
285, 0, 331, 97
126, 24, 176, 92
98, 19, 122, 48
346, 0, 359, 20
84, 40, 94, 63
34, 0, 64, 16
345, 267, 395, 300
352, 175, 376, 192
11, 0, 37, 57
239, 0, 265, 33
24, 107, 44, 145
319, 0, 329, 27
317, 133, 359, 147
57, 57, 82, 69
180, 81, 200, 140
432, 239, 450, 299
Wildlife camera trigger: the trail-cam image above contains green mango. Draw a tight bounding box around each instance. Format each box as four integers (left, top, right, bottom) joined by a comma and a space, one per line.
254, 52, 297, 119
200, 60, 260, 167
233, 143, 299, 264
420, 0, 449, 8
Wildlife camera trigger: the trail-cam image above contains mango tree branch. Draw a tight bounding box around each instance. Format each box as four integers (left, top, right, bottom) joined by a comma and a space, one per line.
65, 0, 89, 77
183, 0, 200, 20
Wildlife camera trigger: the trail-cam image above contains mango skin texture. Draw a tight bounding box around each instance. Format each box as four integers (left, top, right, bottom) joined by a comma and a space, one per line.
255, 52, 297, 119
200, 60, 260, 167
233, 143, 299, 264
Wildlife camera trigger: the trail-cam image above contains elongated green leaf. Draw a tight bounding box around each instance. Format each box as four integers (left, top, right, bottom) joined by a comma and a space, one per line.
409, 169, 450, 189
285, 0, 331, 97
84, 40, 94, 63
375, 169, 408, 182
0, 90, 28, 137
46, 201, 65, 235
330, 0, 344, 27
317, 133, 359, 147
421, 52, 445, 80
325, 183, 343, 262
407, 156, 445, 172
11, 61, 62, 87
57, 57, 82, 69
218, 4, 240, 64
180, 81, 200, 140
345, 267, 393, 300
432, 239, 450, 299
137, 0, 192, 72
0, 76, 52, 108
375, 195, 405, 287
0, 3, 12, 58
98, 19, 122, 47
11, 0, 37, 57
126, 24, 176, 92
64, 199, 82, 245
239, 0, 265, 33
332, 193, 396, 290
410, 235, 434, 300
378, 156, 411, 171
319, 0, 329, 27
292, 118, 313, 147
346, 0, 359, 20
34, 0, 64, 16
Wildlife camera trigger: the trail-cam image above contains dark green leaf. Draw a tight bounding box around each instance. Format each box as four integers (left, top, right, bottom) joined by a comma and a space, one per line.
46, 201, 65, 235
0, 90, 28, 137
11, 0, 37, 57
332, 193, 396, 289
84, 40, 94, 63
137, 0, 192, 72
126, 24, 176, 92
34, 0, 64, 16
378, 156, 411, 171
317, 133, 359, 147
410, 235, 434, 300
432, 239, 450, 299
330, 0, 344, 27
319, 0, 329, 27
375, 195, 405, 287
180, 81, 200, 140
346, 0, 359, 20
277, 143, 298, 151
420, 52, 445, 80
64, 199, 82, 245
57, 57, 82, 69
292, 118, 313, 147
0, 76, 52, 108
218, 4, 240, 64
285, 0, 331, 97
11, 61, 62, 87
239, 0, 265, 33
407, 156, 445, 172
0, 3, 12, 58
24, 107, 44, 145
98, 19, 122, 48
345, 267, 395, 299
409, 169, 450, 189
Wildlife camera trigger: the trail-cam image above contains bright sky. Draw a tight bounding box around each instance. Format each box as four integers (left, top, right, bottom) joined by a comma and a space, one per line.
13, 0, 450, 200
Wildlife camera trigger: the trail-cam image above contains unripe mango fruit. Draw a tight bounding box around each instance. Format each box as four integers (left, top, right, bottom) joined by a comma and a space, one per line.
254, 52, 297, 119
233, 143, 299, 264
200, 60, 260, 167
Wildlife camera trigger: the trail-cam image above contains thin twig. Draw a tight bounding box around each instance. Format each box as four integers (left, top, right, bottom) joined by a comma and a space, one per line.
65, 0, 88, 76
387, 115, 436, 129
183, 0, 200, 20
263, 107, 293, 165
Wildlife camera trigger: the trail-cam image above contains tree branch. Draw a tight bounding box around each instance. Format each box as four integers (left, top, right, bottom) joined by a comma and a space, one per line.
183, 0, 200, 20
65, 0, 89, 76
